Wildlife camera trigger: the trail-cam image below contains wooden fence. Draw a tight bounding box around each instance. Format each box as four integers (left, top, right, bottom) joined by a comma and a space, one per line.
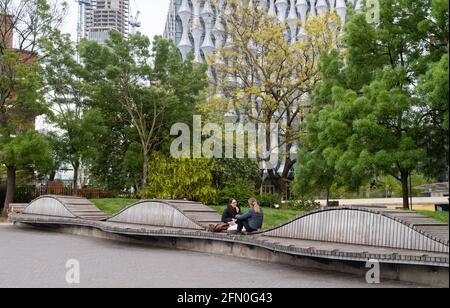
36, 186, 115, 199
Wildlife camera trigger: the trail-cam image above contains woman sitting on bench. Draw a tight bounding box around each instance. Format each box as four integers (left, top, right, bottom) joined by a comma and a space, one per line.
222, 198, 241, 226
235, 198, 264, 234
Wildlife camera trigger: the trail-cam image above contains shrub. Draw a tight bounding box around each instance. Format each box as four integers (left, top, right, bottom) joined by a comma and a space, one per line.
258, 193, 282, 208
14, 186, 36, 203
142, 153, 217, 205
214, 158, 260, 189
217, 180, 257, 206
281, 199, 321, 212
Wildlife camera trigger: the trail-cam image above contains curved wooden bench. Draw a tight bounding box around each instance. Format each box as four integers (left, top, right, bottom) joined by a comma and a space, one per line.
107, 199, 222, 230
22, 195, 108, 221
260, 207, 449, 254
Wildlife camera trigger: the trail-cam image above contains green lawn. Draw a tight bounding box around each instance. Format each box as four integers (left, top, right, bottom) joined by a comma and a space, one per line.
416, 211, 449, 224
90, 198, 303, 228
91, 198, 138, 216
90, 199, 449, 227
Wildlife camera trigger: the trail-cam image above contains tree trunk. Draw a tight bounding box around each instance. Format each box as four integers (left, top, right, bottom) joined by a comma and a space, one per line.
2, 166, 16, 218
49, 170, 56, 182
400, 171, 410, 210
262, 121, 296, 198
72, 161, 79, 190
326, 186, 331, 207
142, 151, 149, 190
275, 178, 285, 199
267, 169, 285, 198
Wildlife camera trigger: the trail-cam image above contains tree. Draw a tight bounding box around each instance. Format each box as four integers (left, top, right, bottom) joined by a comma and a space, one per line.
214, 158, 260, 190
293, 49, 352, 204
1, 0, 66, 54
87, 125, 136, 192
0, 130, 51, 216
151, 37, 208, 136
0, 49, 44, 215
295, 0, 449, 209
295, 149, 338, 204
41, 30, 105, 189
418, 53, 449, 178
343, 71, 427, 208
80, 33, 207, 191
45, 131, 64, 181
214, 158, 260, 205
80, 32, 172, 190
202, 0, 340, 196
0, 0, 66, 214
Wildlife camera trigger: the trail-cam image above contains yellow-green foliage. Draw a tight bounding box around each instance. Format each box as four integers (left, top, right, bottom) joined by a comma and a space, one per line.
202, 0, 341, 140
200, 1, 340, 195
141, 153, 217, 204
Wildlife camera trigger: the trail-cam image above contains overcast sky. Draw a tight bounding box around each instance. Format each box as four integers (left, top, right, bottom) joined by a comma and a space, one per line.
61, 0, 171, 41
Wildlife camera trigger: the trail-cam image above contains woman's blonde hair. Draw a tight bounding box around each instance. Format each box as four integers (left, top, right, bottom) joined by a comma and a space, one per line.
248, 197, 261, 214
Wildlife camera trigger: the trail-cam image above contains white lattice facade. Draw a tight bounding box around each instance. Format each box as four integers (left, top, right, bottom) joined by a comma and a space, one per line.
164, 0, 362, 61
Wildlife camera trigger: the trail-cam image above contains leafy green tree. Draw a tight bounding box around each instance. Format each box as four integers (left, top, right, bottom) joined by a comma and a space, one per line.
295, 0, 449, 209
80, 32, 173, 189
213, 158, 260, 206
87, 126, 136, 192
1, 0, 66, 214
0, 130, 51, 216
45, 131, 65, 181
152, 37, 208, 138
344, 0, 447, 84
80, 33, 207, 190
201, 1, 340, 196
337, 70, 427, 208
1, 0, 66, 54
294, 50, 351, 204
0, 49, 45, 215
217, 179, 257, 207
418, 53, 449, 177
295, 149, 338, 204
41, 30, 106, 188
214, 158, 260, 190
294, 50, 352, 204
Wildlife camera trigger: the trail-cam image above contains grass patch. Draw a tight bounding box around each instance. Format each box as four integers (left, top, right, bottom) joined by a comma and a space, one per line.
91, 198, 138, 216
416, 211, 449, 224
90, 199, 305, 228
210, 205, 303, 229
88, 199, 450, 228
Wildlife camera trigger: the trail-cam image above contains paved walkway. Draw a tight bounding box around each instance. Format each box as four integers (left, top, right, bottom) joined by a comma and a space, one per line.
0, 225, 425, 288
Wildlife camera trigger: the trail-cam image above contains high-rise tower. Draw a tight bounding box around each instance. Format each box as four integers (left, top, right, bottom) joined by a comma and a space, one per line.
83, 0, 130, 43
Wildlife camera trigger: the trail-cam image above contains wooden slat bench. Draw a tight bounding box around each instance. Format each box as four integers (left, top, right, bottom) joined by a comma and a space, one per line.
7, 203, 29, 221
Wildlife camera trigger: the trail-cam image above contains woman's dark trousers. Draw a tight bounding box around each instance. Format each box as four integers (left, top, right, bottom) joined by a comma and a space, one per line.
237, 219, 255, 232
